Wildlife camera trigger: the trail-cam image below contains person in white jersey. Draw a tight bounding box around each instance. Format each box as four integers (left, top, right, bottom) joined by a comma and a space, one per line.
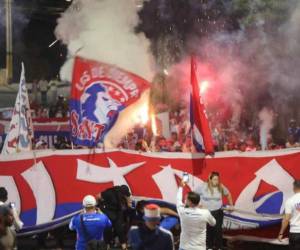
177, 180, 216, 250
278, 179, 300, 249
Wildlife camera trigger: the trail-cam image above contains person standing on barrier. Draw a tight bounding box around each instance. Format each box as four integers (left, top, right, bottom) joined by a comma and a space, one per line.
177, 180, 216, 250
196, 171, 234, 250
278, 179, 300, 250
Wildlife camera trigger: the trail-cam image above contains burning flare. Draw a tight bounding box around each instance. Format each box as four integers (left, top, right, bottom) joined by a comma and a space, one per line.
151, 113, 157, 136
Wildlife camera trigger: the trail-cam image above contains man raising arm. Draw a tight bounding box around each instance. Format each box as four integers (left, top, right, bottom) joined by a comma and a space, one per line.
177, 181, 216, 250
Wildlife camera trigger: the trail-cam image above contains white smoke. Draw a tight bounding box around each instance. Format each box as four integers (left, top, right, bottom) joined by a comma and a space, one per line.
55, 0, 154, 82
167, 0, 300, 134
55, 0, 155, 147
258, 108, 274, 150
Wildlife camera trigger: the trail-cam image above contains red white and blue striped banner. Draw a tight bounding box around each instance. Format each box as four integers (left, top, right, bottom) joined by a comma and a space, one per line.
0, 148, 298, 244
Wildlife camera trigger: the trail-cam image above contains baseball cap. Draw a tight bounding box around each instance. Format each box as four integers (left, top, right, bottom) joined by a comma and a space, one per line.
143, 204, 161, 222
82, 195, 96, 208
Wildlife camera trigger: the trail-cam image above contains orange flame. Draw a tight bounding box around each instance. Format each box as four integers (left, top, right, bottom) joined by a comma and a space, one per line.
135, 103, 149, 125
151, 113, 157, 136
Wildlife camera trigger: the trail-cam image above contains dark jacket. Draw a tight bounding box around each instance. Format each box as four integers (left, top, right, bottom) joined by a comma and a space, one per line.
128, 224, 174, 250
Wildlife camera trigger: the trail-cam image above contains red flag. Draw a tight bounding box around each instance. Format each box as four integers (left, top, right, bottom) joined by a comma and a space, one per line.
190, 56, 215, 154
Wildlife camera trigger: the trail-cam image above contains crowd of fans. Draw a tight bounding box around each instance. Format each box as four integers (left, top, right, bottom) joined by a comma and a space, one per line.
29, 103, 300, 153
117, 110, 300, 153
2, 77, 300, 153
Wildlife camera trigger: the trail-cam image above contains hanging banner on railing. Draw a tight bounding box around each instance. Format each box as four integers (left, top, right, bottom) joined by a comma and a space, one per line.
0, 148, 299, 242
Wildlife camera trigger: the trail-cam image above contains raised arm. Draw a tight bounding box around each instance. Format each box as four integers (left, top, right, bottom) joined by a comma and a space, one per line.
176, 184, 185, 215
160, 207, 178, 217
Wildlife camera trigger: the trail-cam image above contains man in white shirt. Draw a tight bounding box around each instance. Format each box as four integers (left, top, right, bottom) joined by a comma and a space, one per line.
278, 179, 300, 249
177, 181, 216, 250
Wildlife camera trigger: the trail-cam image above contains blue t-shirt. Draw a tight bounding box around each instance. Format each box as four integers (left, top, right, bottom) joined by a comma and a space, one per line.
69, 212, 112, 250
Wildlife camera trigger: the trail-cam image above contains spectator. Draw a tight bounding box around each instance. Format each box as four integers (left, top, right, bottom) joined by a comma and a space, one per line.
38, 77, 49, 106
135, 139, 150, 152
286, 135, 300, 148
177, 181, 216, 250
134, 200, 179, 231
129, 204, 174, 250
196, 172, 234, 250
48, 77, 59, 104
278, 179, 300, 249
157, 137, 169, 152
35, 140, 48, 150
69, 195, 111, 250
245, 138, 257, 152
98, 185, 132, 250
182, 136, 196, 153
54, 95, 68, 118
0, 187, 23, 231
31, 79, 39, 103
238, 141, 247, 152
170, 132, 181, 151
288, 119, 300, 142
54, 136, 70, 150
0, 205, 16, 250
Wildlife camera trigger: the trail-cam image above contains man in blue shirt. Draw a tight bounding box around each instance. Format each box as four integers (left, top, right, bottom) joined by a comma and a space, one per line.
129, 203, 174, 250
69, 195, 112, 250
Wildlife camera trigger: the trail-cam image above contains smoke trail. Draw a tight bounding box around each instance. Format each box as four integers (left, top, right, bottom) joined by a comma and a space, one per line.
258, 108, 274, 150
55, 0, 155, 147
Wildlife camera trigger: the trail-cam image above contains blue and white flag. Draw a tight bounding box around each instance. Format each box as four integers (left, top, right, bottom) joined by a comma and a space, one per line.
70, 57, 150, 147
2, 63, 33, 154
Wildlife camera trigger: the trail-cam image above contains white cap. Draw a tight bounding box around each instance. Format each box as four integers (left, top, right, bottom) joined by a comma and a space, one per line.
82, 195, 96, 208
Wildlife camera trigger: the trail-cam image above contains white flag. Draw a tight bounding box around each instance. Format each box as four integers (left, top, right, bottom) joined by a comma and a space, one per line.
2, 63, 34, 154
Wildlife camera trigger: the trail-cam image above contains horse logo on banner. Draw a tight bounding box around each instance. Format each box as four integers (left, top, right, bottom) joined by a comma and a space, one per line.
70, 57, 150, 147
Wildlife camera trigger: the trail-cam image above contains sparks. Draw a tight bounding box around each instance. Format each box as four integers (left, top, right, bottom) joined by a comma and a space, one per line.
48, 39, 58, 48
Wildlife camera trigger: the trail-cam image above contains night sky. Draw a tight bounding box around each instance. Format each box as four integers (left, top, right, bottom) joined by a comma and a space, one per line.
0, 0, 70, 82
0, 0, 240, 82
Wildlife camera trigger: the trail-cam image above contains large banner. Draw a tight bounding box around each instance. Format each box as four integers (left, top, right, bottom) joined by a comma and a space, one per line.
0, 119, 70, 149
70, 57, 150, 147
0, 148, 299, 243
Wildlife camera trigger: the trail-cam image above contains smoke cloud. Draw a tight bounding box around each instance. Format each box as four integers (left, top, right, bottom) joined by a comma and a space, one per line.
55, 0, 154, 82
165, 0, 300, 137
258, 108, 274, 150
55, 0, 155, 147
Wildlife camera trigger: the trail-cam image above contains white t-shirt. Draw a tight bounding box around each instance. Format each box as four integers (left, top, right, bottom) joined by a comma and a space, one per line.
196, 183, 229, 211
285, 192, 300, 233
177, 187, 216, 250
